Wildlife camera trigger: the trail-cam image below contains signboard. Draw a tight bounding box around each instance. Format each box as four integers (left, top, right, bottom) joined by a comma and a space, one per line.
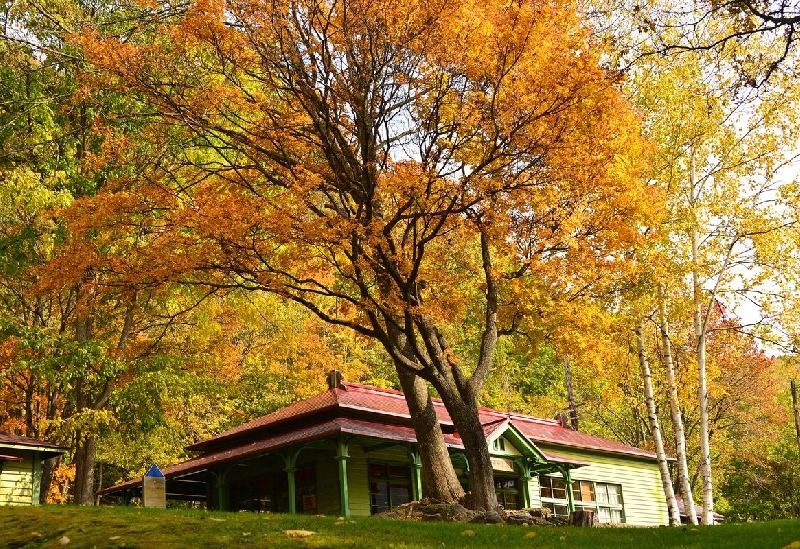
490, 457, 516, 473
143, 464, 166, 508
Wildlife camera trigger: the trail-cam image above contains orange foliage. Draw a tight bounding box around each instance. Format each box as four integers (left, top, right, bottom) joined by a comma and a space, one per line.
46, 463, 76, 505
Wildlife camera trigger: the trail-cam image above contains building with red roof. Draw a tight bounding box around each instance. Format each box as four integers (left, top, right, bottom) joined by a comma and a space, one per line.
99, 371, 669, 525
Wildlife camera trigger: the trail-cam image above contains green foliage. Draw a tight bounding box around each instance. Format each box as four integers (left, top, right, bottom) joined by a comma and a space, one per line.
719, 426, 800, 522
480, 343, 565, 414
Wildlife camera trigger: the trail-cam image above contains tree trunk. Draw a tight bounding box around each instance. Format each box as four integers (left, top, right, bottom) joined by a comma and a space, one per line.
569, 509, 598, 527
39, 455, 61, 504
432, 379, 498, 515
396, 368, 464, 502
636, 318, 681, 526
659, 294, 697, 525
791, 380, 800, 459
692, 226, 714, 524
72, 430, 98, 505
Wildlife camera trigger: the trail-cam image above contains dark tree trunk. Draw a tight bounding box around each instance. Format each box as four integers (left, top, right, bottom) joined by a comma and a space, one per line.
72, 431, 98, 505
569, 510, 598, 527
448, 402, 498, 514
396, 368, 464, 502
39, 455, 61, 504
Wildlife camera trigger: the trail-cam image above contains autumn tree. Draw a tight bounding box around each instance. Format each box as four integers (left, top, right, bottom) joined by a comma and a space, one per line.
70, 0, 657, 513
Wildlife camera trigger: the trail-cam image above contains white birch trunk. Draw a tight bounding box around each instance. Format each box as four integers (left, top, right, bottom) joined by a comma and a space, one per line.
636, 318, 681, 526
688, 150, 714, 525
659, 293, 698, 525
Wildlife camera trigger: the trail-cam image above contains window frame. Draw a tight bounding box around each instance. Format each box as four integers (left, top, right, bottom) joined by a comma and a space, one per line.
538, 475, 626, 524
367, 461, 412, 515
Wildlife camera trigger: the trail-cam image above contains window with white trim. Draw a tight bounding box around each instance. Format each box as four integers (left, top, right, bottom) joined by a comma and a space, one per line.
539, 476, 625, 524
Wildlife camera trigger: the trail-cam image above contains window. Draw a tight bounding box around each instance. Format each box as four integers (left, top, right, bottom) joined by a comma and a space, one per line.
492, 438, 506, 452
539, 476, 625, 524
592, 483, 624, 523
539, 476, 570, 518
368, 462, 411, 514
494, 477, 519, 510
231, 476, 272, 512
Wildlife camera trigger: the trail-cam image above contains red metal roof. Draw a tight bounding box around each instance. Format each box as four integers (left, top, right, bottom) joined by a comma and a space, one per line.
188, 382, 455, 451
190, 382, 657, 461
100, 416, 464, 495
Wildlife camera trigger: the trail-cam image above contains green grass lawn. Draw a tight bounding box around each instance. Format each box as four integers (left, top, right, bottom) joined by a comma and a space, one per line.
1, 505, 799, 549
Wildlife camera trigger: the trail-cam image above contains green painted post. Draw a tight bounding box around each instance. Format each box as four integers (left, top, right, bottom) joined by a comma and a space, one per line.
562, 467, 575, 513
335, 438, 350, 518
409, 450, 423, 501
513, 458, 532, 509
282, 452, 298, 515
216, 469, 230, 511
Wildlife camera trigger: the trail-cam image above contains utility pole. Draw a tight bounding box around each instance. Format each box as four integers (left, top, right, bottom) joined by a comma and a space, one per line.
565, 358, 578, 431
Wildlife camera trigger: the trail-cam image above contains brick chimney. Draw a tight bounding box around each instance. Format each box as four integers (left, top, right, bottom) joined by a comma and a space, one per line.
327, 370, 345, 390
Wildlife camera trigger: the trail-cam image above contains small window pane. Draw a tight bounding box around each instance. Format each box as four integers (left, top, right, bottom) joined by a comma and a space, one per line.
540, 478, 552, 499
388, 466, 408, 479
597, 485, 609, 504
554, 504, 569, 517
607, 484, 621, 505
553, 486, 566, 500
369, 464, 388, 478
581, 482, 595, 502
390, 484, 410, 506
504, 493, 518, 510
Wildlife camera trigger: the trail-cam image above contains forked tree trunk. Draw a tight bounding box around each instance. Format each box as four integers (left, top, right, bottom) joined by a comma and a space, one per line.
396, 368, 464, 502
659, 294, 697, 525
448, 405, 498, 515
636, 318, 680, 526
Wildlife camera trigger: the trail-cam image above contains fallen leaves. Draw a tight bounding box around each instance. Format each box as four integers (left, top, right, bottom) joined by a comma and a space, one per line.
461, 529, 476, 536
525, 531, 538, 539
781, 542, 800, 549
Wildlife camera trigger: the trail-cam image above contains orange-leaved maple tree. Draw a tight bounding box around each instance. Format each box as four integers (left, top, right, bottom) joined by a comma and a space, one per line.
67, 0, 659, 512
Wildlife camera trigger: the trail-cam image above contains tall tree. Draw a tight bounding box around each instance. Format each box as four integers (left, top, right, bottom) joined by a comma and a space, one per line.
71, 0, 656, 512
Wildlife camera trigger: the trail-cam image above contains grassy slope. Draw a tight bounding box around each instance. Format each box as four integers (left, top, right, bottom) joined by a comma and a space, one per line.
1, 506, 799, 549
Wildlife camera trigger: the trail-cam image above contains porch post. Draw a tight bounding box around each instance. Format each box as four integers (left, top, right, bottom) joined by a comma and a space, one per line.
335, 437, 350, 518
515, 459, 532, 509
406, 446, 423, 501
216, 469, 230, 511
559, 466, 575, 513
282, 451, 299, 515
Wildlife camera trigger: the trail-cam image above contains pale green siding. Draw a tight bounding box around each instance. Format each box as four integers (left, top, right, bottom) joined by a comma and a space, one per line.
315, 454, 341, 516
0, 451, 35, 506
535, 443, 668, 526
346, 442, 410, 517
529, 475, 542, 508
